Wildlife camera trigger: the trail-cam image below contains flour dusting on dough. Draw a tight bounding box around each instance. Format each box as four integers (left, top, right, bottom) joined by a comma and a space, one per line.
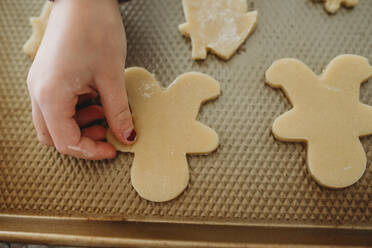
138, 82, 156, 99
179, 0, 258, 60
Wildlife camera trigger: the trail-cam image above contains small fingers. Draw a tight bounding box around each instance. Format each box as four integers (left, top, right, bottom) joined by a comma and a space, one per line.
96, 73, 136, 145
62, 137, 116, 160
75, 105, 105, 127
31, 98, 54, 146
40, 91, 116, 160
46, 115, 116, 160
81, 125, 107, 141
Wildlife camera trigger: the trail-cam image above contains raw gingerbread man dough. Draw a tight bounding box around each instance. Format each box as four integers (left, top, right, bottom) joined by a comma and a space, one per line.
179, 0, 258, 60
323, 0, 358, 13
266, 55, 372, 188
23, 1, 53, 58
107, 67, 220, 202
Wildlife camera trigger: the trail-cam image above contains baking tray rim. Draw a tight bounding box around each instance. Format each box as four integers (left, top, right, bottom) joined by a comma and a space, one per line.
0, 214, 372, 248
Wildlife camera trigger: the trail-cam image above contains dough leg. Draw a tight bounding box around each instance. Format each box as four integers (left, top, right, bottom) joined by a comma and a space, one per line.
131, 152, 189, 202
307, 137, 366, 188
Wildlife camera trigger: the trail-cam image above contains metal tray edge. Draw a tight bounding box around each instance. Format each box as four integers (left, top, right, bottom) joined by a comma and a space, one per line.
0, 215, 371, 248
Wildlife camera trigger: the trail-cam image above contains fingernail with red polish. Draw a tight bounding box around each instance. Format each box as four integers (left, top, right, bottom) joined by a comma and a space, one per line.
124, 128, 136, 142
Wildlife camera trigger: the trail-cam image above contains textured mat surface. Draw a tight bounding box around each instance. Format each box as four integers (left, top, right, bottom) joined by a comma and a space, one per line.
0, 0, 371, 228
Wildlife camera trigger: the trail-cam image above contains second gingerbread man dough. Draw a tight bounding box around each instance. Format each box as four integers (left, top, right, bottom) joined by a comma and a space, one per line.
266, 55, 372, 188
107, 68, 220, 202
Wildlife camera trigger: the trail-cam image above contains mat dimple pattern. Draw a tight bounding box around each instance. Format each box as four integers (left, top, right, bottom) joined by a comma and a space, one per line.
0, 0, 371, 228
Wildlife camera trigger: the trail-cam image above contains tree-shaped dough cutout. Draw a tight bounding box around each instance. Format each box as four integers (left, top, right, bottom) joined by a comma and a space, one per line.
266, 55, 372, 188
107, 67, 220, 202
179, 0, 258, 60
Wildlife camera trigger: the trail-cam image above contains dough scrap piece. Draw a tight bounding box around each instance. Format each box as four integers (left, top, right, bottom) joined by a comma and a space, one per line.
265, 55, 372, 188
323, 0, 358, 13
179, 0, 258, 60
107, 67, 220, 202
23, 1, 53, 59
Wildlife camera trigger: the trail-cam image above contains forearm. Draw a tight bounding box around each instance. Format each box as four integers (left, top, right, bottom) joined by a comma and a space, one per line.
43, 0, 125, 56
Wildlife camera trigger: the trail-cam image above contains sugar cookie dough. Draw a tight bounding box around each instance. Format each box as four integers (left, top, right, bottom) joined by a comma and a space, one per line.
179, 0, 258, 60
23, 1, 53, 58
107, 68, 220, 202
323, 0, 358, 13
266, 55, 372, 188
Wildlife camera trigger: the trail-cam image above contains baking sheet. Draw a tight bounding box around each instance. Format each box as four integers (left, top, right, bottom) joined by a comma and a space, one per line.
0, 0, 372, 246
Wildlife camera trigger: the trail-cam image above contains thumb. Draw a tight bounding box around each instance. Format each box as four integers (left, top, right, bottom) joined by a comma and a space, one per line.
97, 73, 136, 145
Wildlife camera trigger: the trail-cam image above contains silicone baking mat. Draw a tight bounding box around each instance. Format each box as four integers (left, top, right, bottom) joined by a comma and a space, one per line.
0, 0, 371, 231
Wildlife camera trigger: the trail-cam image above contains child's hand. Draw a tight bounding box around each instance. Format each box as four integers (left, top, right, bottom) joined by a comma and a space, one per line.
27, 0, 135, 160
